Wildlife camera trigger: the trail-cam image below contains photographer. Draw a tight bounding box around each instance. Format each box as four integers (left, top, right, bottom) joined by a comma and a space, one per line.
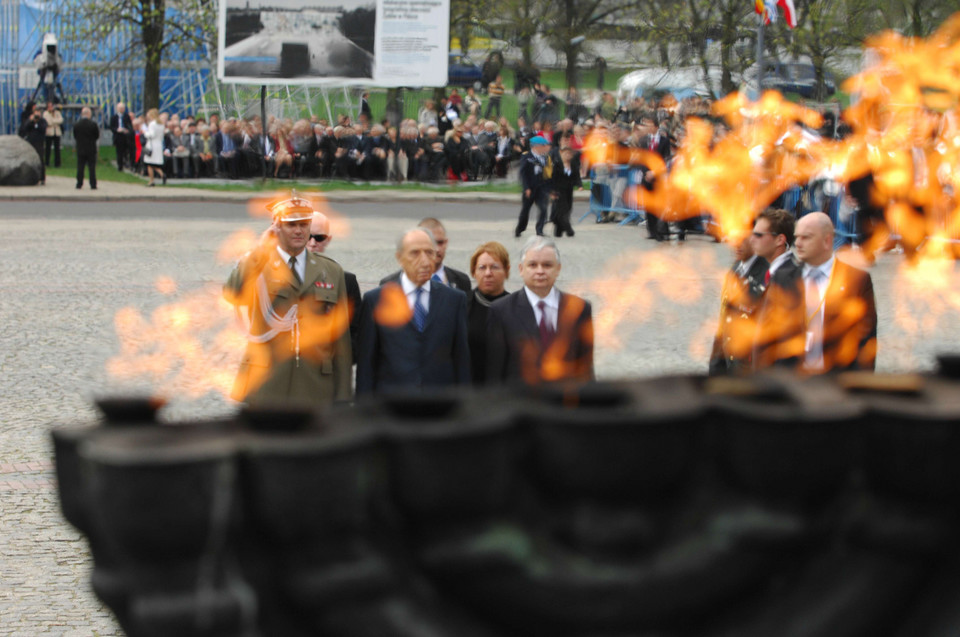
19, 102, 47, 185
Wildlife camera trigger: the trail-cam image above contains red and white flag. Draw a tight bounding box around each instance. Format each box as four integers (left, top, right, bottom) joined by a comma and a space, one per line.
777, 0, 797, 28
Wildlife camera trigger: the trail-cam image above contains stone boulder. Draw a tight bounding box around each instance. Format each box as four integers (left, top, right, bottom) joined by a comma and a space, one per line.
0, 135, 43, 186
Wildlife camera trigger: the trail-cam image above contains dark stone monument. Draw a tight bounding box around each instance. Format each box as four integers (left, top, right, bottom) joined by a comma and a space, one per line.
0, 135, 43, 186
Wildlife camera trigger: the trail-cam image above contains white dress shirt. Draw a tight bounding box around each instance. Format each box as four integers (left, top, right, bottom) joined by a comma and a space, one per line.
768, 251, 793, 278
802, 255, 835, 369
276, 246, 305, 283
525, 286, 560, 331
400, 272, 431, 312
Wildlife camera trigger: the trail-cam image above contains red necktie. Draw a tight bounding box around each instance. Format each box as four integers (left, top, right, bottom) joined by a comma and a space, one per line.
765, 270, 771, 285
538, 300, 555, 349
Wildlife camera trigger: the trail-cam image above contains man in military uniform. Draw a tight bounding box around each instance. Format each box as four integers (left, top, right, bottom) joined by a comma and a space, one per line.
224, 193, 352, 406
709, 233, 769, 375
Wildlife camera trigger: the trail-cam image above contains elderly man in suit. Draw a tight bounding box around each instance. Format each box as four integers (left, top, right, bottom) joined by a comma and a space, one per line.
308, 211, 362, 357
356, 227, 471, 394
109, 102, 134, 171
380, 217, 472, 293
794, 211, 877, 373
223, 193, 352, 406
487, 236, 594, 385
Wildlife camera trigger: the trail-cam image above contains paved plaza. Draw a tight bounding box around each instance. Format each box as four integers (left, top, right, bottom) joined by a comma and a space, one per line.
3, 181, 960, 634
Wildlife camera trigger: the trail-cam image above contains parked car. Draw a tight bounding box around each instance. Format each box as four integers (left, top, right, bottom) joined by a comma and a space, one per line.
448, 52, 482, 89
761, 62, 836, 99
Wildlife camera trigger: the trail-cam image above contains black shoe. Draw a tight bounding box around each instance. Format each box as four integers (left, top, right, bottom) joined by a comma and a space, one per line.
76, 185, 82, 189
91, 186, 97, 190
161, 173, 167, 185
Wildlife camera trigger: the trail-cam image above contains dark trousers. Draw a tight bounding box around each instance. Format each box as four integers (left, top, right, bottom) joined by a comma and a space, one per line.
115, 137, 131, 170
44, 136, 61, 167
77, 152, 97, 188
516, 187, 549, 236
552, 189, 575, 237
484, 97, 502, 119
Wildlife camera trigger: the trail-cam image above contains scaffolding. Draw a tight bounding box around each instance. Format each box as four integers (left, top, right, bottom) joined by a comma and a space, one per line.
0, 0, 372, 137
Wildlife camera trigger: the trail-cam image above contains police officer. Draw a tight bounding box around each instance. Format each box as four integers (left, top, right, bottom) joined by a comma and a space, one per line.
224, 192, 352, 406
709, 234, 769, 375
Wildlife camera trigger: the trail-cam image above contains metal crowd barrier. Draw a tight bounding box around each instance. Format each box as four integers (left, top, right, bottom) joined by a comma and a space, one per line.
52, 360, 960, 637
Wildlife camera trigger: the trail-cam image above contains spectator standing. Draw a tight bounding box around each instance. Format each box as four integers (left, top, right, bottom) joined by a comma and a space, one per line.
108, 104, 133, 172
73, 106, 99, 190
18, 102, 46, 185
550, 147, 583, 237
42, 101, 63, 167
484, 75, 505, 119
141, 108, 166, 186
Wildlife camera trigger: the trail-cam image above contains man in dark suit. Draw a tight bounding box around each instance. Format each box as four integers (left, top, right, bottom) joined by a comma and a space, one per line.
515, 136, 552, 237
487, 236, 594, 385
108, 102, 133, 171
751, 208, 805, 370
794, 211, 877, 373
709, 234, 769, 375
73, 106, 99, 190
308, 211, 362, 358
356, 227, 471, 394
380, 217, 472, 293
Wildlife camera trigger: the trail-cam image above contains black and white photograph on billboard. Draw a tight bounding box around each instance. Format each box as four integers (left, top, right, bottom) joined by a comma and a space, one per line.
219, 0, 376, 84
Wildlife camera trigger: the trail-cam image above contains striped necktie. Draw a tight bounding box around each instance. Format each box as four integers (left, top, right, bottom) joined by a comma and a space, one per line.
413, 287, 427, 331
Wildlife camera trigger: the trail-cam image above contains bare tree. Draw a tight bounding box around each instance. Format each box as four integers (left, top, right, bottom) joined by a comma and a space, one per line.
70, 0, 216, 111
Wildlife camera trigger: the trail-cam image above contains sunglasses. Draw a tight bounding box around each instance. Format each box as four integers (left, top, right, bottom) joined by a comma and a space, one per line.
309, 234, 329, 242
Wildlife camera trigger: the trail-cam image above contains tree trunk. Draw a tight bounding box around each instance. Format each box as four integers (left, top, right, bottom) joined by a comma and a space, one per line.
812, 54, 826, 102
564, 46, 578, 89
142, 0, 165, 112
521, 35, 533, 66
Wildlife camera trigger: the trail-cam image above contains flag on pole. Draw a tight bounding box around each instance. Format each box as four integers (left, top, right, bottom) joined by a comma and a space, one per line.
755, 0, 796, 28
777, 0, 797, 28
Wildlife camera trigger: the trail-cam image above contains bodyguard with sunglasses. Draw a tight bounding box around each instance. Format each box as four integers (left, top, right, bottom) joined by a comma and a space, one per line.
308, 211, 362, 358
223, 193, 352, 406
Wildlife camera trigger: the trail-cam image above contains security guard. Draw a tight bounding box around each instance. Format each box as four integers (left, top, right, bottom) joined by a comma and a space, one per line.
709, 235, 769, 375
224, 192, 352, 406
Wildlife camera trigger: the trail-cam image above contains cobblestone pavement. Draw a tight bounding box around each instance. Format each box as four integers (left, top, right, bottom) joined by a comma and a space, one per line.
3, 199, 960, 635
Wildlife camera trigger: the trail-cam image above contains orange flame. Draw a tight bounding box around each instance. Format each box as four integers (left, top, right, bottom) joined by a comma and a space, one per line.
374, 283, 413, 327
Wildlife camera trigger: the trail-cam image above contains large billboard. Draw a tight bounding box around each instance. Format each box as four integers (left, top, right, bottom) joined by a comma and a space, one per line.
218, 0, 449, 86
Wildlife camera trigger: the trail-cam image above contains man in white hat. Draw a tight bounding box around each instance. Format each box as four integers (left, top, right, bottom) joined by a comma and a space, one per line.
224, 192, 352, 406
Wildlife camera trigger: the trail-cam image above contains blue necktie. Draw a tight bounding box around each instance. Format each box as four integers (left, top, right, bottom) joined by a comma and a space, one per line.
431, 273, 443, 285
805, 269, 824, 365
413, 287, 427, 331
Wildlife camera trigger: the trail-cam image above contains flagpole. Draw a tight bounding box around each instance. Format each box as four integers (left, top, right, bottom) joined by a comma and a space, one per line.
755, 11, 765, 99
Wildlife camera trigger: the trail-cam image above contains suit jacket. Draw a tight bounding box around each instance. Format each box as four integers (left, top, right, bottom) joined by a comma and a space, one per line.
224, 247, 352, 406
519, 152, 549, 193
355, 282, 471, 393
754, 255, 805, 370
709, 256, 769, 375
486, 289, 594, 385
109, 112, 133, 144
73, 118, 100, 156
379, 266, 471, 294
754, 257, 877, 373
345, 271, 361, 358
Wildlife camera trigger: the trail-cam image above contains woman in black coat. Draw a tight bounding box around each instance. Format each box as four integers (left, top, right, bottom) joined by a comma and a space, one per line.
466, 241, 511, 385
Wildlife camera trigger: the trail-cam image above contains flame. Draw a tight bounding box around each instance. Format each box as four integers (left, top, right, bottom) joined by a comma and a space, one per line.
374, 283, 413, 327
107, 284, 245, 399
154, 276, 178, 296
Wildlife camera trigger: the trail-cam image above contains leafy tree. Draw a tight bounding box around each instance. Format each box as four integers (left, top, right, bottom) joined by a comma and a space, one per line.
69, 0, 216, 112
876, 0, 960, 36
477, 0, 543, 66
770, 0, 874, 101
542, 0, 646, 88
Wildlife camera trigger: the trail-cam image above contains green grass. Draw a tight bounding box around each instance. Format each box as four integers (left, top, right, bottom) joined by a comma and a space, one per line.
168, 178, 522, 194
45, 145, 146, 184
